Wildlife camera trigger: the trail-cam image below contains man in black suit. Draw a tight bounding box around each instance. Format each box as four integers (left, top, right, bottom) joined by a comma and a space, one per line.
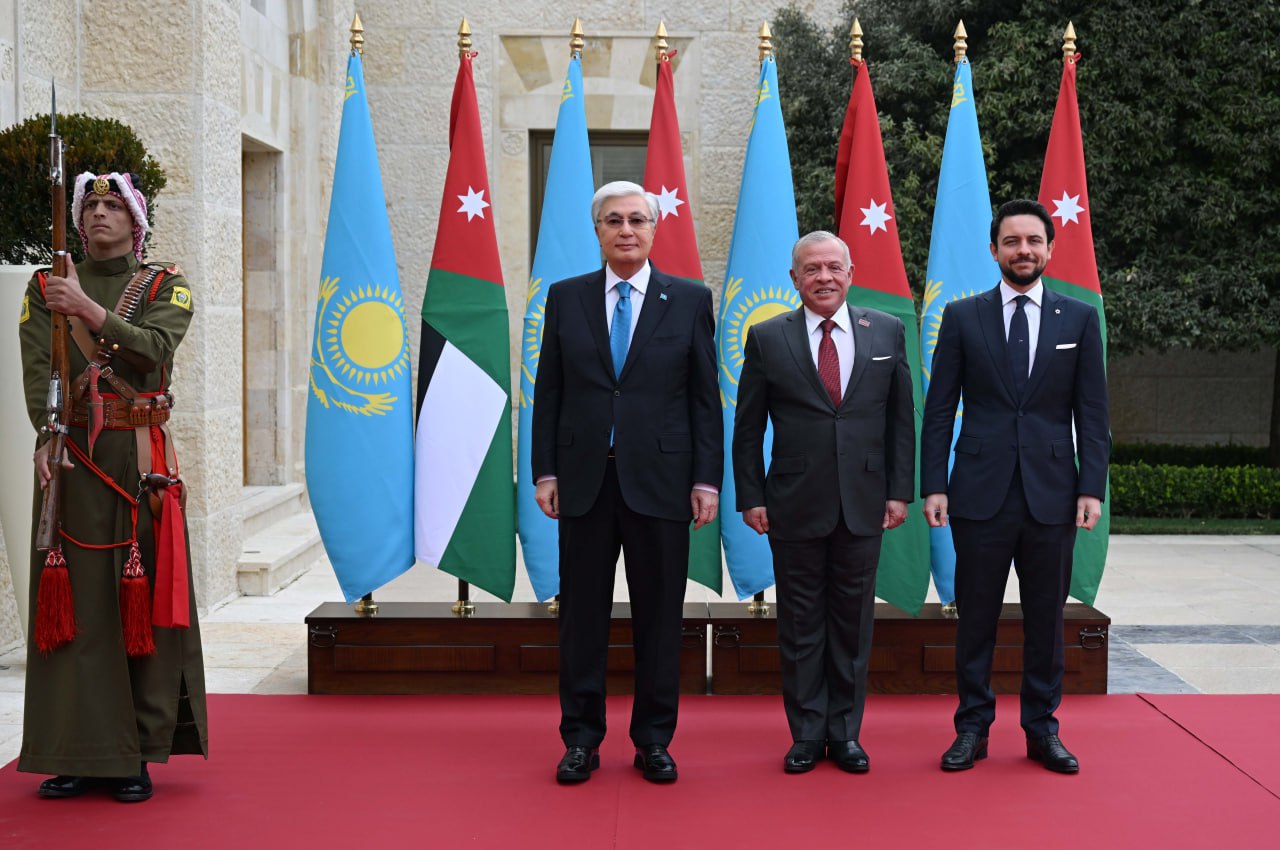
922, 199, 1109, 774
532, 181, 721, 784
733, 231, 915, 775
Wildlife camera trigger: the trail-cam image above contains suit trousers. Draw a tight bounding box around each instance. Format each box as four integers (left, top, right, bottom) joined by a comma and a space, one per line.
557, 458, 690, 748
769, 521, 881, 742
950, 465, 1076, 738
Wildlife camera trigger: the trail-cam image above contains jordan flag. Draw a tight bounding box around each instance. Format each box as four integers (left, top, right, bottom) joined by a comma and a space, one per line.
1037, 48, 1109, 605
834, 57, 930, 615
643, 52, 722, 593
414, 50, 516, 601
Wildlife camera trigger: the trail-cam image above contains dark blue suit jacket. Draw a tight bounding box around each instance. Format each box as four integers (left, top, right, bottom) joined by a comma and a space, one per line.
920, 284, 1109, 524
530, 265, 722, 521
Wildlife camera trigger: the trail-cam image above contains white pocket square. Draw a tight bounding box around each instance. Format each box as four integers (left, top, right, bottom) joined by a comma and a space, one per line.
871, 355, 892, 361
1055, 343, 1077, 350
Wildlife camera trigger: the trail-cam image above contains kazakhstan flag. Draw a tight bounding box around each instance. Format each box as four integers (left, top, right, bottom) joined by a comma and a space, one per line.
719, 56, 802, 599
517, 55, 599, 602
305, 51, 415, 602
920, 57, 1000, 604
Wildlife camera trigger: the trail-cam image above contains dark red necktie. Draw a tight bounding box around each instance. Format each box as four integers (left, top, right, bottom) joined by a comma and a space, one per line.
818, 319, 842, 407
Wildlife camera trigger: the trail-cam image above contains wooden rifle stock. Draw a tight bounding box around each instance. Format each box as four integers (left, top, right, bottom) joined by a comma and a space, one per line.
35, 115, 70, 552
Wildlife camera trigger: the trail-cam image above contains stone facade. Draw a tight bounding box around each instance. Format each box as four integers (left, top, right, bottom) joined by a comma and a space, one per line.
0, 1, 1272, 649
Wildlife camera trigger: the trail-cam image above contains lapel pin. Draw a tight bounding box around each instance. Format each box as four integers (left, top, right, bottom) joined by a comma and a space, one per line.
660, 293, 668, 301
858, 318, 871, 327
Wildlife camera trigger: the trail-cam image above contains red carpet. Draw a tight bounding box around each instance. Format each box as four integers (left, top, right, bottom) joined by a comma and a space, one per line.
2, 694, 1277, 849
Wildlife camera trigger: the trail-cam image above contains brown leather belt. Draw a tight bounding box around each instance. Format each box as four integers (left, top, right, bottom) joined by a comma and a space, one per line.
71, 393, 173, 430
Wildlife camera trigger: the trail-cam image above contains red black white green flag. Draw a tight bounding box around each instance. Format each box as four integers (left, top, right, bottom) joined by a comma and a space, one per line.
834, 58, 930, 614
1038, 50, 1110, 605
414, 51, 515, 601
643, 53, 722, 593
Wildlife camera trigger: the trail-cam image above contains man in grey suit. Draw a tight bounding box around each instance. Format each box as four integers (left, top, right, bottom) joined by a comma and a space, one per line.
733, 231, 915, 774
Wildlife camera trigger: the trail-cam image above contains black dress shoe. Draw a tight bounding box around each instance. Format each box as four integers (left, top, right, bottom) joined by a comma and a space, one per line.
1027, 735, 1079, 774
783, 741, 824, 774
828, 740, 870, 774
556, 745, 600, 784
112, 764, 152, 803
633, 743, 678, 783
941, 732, 989, 771
37, 776, 94, 799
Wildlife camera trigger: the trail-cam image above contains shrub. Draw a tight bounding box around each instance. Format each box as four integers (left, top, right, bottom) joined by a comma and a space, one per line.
1109, 463, 1280, 518
1111, 443, 1268, 468
0, 113, 166, 264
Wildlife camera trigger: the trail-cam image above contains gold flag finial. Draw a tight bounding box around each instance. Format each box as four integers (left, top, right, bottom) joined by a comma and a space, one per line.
570, 18, 585, 57
758, 22, 774, 63
458, 17, 472, 58
350, 13, 364, 56
953, 20, 968, 64
1062, 21, 1078, 63
850, 18, 864, 63
655, 20, 669, 62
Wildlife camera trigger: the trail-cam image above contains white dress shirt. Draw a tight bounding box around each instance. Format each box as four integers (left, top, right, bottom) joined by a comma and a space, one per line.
803, 303, 855, 396
604, 261, 650, 345
1000, 279, 1043, 376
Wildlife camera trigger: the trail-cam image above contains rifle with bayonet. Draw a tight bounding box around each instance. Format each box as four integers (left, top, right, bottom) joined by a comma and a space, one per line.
35, 84, 70, 553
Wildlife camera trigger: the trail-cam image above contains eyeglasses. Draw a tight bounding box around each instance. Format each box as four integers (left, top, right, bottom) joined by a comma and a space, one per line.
597, 215, 654, 231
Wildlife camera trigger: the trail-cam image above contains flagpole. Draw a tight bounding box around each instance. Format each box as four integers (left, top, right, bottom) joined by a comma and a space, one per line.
342, 13, 382, 619
446, 16, 480, 619
746, 20, 774, 619
1062, 20, 1077, 63
849, 17, 863, 64
935, 18, 970, 620
545, 18, 586, 619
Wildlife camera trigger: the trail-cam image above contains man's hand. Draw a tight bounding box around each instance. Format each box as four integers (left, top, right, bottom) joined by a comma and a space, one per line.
923, 493, 948, 528
535, 479, 559, 519
691, 489, 719, 530
33, 440, 73, 489
1076, 495, 1102, 531
742, 506, 769, 535
883, 499, 908, 530
43, 262, 108, 331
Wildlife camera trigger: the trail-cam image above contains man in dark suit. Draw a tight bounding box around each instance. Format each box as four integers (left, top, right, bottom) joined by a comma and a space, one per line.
532, 181, 721, 784
922, 199, 1109, 774
733, 231, 915, 775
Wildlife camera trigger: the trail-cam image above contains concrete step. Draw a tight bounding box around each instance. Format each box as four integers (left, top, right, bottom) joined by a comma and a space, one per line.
240, 483, 308, 539
237, 510, 324, 596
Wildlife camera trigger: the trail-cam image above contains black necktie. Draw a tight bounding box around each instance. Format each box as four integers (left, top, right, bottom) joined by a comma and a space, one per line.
1008, 294, 1030, 398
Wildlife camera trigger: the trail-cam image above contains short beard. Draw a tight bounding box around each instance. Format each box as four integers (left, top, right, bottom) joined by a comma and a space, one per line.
1002, 260, 1045, 288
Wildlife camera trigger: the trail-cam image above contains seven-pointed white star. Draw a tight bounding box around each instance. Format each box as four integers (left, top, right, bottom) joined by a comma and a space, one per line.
656, 185, 684, 219
859, 198, 892, 234
1051, 191, 1085, 226
456, 186, 490, 221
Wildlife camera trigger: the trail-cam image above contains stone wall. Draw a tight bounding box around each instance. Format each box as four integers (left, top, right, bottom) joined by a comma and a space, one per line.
1109, 348, 1275, 447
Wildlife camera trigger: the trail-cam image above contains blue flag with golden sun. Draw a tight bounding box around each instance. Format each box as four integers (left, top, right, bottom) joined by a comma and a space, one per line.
517, 55, 599, 603
920, 58, 1000, 605
719, 56, 802, 599
306, 51, 415, 602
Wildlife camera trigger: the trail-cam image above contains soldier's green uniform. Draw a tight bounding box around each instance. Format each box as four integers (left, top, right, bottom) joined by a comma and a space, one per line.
17, 252, 208, 778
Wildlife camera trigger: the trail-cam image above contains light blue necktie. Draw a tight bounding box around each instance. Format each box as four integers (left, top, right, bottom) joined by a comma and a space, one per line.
610, 280, 632, 378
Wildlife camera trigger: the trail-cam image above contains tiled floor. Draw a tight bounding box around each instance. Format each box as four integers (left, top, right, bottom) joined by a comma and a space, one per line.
2, 535, 1278, 767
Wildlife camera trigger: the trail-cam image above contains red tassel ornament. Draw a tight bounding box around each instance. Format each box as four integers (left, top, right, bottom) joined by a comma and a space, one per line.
34, 548, 76, 653
120, 542, 155, 657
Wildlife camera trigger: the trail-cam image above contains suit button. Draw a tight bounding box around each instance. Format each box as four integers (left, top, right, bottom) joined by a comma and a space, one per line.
836, 415, 844, 421
614, 390, 621, 397
1018, 410, 1025, 417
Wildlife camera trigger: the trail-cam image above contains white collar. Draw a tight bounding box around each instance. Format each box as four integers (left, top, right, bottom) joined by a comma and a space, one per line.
1000, 279, 1044, 307
803, 302, 852, 335
605, 261, 651, 295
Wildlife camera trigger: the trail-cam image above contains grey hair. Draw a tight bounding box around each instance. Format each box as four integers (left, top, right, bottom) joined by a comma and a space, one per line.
591, 181, 660, 226
791, 230, 851, 273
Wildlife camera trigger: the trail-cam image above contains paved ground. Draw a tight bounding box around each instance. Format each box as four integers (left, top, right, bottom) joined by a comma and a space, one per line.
2, 535, 1278, 767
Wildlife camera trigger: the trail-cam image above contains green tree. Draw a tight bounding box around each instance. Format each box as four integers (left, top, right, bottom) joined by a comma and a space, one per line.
773, 0, 1280, 461
0, 113, 166, 264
